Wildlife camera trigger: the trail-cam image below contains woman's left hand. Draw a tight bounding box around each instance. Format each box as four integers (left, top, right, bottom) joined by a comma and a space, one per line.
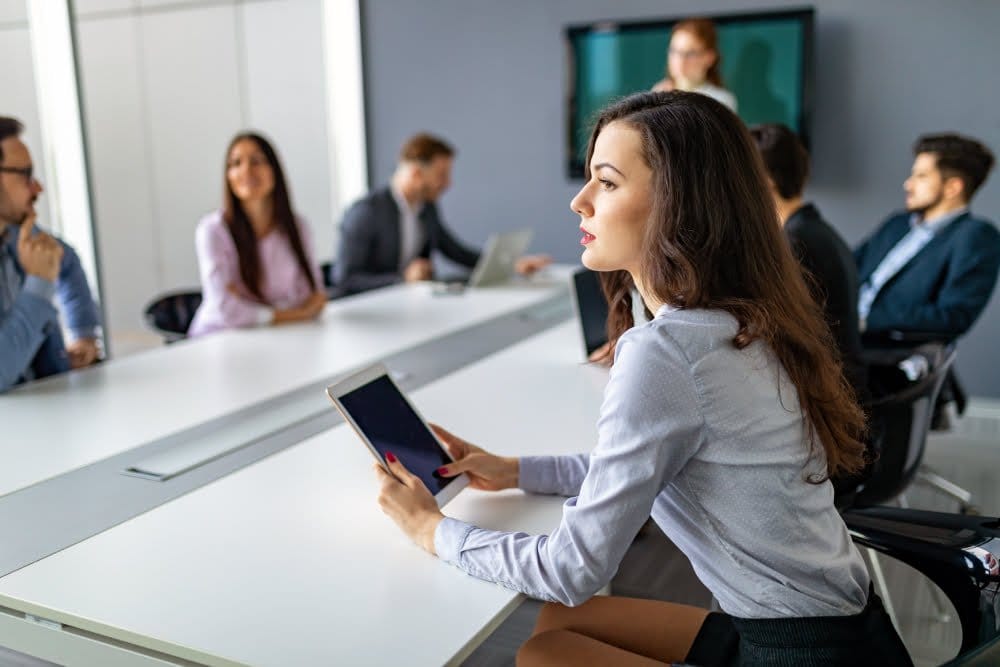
374, 452, 445, 554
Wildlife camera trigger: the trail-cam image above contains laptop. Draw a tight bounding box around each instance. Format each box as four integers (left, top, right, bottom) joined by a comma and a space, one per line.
464, 228, 535, 287
570, 267, 609, 359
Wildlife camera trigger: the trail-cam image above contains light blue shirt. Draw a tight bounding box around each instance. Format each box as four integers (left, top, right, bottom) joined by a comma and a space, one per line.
858, 208, 967, 328
0, 222, 101, 390
435, 306, 869, 619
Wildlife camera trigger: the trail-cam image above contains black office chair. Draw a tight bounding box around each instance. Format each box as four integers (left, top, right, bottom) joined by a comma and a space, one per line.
851, 343, 957, 508
319, 261, 346, 300
143, 290, 202, 344
845, 506, 1000, 664
863, 331, 975, 513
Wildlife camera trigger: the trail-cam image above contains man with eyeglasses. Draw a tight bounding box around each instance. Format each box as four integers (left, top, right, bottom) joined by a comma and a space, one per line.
0, 116, 101, 392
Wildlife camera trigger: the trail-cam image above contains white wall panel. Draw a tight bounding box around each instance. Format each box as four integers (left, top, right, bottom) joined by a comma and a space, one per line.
74, 0, 135, 17
139, 3, 243, 290
0, 1, 27, 23
242, 0, 333, 262
0, 24, 53, 233
76, 14, 158, 335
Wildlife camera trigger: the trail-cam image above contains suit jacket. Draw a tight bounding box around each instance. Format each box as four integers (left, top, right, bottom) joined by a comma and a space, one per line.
854, 211, 1000, 340
333, 187, 480, 294
785, 204, 868, 400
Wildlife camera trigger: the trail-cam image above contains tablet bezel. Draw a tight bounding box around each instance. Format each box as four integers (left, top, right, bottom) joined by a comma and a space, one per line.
325, 363, 470, 508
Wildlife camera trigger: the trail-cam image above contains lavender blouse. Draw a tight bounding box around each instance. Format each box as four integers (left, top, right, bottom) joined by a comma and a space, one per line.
188, 210, 322, 337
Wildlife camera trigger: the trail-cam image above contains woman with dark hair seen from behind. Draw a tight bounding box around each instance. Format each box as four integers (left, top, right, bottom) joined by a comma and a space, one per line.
371, 91, 912, 665
652, 18, 737, 112
189, 132, 325, 336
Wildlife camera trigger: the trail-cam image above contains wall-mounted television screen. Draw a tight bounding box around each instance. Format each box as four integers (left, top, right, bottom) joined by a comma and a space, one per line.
565, 8, 814, 177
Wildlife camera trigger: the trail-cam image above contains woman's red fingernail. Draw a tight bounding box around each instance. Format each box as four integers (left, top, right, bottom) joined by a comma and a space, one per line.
437, 467, 448, 475
386, 452, 397, 463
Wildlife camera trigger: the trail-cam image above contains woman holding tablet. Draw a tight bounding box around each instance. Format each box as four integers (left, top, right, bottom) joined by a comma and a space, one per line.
188, 132, 325, 336
373, 92, 911, 666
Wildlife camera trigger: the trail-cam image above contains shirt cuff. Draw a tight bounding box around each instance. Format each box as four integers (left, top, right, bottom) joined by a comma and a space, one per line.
434, 516, 475, 564
255, 306, 275, 326
69, 327, 100, 341
21, 275, 56, 302
517, 456, 554, 494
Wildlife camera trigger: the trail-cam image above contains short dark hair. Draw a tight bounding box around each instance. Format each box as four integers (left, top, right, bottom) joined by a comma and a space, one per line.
914, 133, 995, 202
0, 116, 25, 162
399, 133, 454, 164
748, 124, 809, 199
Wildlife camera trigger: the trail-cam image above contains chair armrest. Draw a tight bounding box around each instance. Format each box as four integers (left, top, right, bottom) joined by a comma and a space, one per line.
845, 507, 1000, 653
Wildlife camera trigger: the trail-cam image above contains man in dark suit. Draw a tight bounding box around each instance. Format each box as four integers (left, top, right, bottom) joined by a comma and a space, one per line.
749, 124, 867, 402
334, 133, 549, 295
855, 133, 998, 341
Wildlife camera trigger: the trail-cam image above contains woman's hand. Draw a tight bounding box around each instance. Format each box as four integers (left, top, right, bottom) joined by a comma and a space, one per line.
514, 254, 552, 276
374, 453, 444, 554
273, 290, 327, 324
587, 341, 613, 366
431, 424, 519, 492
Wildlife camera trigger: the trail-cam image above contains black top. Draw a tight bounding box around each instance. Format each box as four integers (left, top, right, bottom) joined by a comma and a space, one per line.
785, 203, 868, 401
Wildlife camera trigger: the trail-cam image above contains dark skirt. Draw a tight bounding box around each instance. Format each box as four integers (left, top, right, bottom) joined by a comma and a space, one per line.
683, 586, 913, 666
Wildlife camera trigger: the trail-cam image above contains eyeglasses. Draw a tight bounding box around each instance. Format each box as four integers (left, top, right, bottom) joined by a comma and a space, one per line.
668, 47, 706, 60
0, 165, 34, 184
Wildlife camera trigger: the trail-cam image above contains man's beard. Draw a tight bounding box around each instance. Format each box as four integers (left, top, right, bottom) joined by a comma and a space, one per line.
906, 192, 943, 216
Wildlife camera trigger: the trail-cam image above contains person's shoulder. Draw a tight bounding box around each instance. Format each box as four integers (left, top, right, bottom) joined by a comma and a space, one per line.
195, 210, 232, 249
953, 213, 1000, 249
789, 205, 847, 246
196, 209, 226, 232
697, 83, 736, 110
619, 307, 737, 364
960, 212, 999, 234
343, 187, 391, 220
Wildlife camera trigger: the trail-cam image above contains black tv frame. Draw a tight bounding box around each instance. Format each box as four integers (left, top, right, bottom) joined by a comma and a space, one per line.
565, 7, 815, 179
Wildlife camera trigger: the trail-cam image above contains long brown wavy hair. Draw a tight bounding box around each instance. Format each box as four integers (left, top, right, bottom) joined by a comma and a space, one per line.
589, 91, 865, 481
222, 132, 316, 301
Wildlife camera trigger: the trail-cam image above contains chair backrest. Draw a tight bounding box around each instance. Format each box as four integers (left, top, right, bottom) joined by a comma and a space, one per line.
320, 261, 335, 289
142, 291, 203, 343
853, 343, 957, 506
845, 507, 1000, 663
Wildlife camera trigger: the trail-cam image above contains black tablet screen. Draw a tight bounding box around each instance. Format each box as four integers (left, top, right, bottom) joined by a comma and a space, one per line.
339, 375, 453, 493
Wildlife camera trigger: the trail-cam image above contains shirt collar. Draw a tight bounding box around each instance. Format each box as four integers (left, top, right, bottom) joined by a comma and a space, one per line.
0, 223, 15, 251
390, 184, 421, 217
909, 206, 967, 234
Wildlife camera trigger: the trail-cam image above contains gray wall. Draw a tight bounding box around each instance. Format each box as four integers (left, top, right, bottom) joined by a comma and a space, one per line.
361, 0, 1000, 397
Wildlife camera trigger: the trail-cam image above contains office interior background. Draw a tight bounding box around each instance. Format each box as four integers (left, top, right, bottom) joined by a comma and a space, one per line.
2, 1, 999, 665
3, 0, 999, 396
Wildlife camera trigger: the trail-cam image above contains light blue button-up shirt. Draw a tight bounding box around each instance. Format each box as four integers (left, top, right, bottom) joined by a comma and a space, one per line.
0, 222, 101, 390
435, 306, 869, 619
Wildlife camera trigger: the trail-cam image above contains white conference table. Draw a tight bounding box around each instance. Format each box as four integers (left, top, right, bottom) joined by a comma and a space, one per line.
0, 276, 568, 499
0, 321, 609, 666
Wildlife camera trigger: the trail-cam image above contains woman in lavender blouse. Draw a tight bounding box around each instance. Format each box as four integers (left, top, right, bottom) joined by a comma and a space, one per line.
188, 132, 325, 337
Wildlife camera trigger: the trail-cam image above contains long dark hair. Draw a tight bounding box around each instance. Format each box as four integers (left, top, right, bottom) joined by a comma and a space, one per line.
222, 132, 316, 301
589, 91, 865, 481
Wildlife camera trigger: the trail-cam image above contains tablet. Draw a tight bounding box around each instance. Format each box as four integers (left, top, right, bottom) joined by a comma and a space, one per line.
326, 364, 470, 507
570, 267, 609, 359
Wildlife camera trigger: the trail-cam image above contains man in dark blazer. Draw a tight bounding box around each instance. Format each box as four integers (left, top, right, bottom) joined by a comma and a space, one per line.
855, 134, 999, 341
750, 124, 867, 402
334, 133, 549, 295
